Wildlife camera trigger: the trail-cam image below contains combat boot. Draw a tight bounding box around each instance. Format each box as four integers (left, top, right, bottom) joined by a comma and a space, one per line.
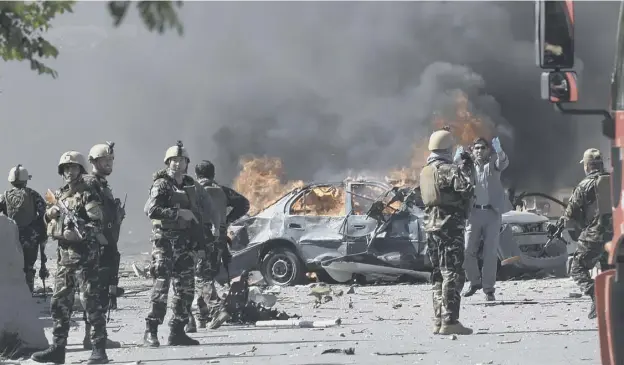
168, 323, 200, 346
83, 322, 121, 350
143, 319, 160, 348
433, 320, 441, 335
31, 345, 66, 364
439, 321, 473, 335
588, 291, 597, 319
185, 315, 197, 333
86, 343, 109, 364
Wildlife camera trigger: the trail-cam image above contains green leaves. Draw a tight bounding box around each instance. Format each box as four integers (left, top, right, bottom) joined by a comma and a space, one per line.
0, 1, 74, 77
0, 1, 184, 79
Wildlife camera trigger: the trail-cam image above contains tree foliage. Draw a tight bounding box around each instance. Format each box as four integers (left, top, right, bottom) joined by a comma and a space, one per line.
0, 1, 183, 78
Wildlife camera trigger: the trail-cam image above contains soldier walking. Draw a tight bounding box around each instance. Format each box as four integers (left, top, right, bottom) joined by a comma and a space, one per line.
81, 142, 126, 350
31, 151, 109, 364
186, 159, 250, 331
0, 164, 48, 293
420, 129, 475, 335
142, 141, 205, 347
551, 148, 613, 319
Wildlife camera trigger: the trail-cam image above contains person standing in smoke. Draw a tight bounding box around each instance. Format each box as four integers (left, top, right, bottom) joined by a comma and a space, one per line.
185, 160, 250, 332
550, 148, 613, 319
420, 129, 474, 336
81, 142, 125, 351
0, 164, 48, 293
142, 141, 205, 347
456, 137, 509, 301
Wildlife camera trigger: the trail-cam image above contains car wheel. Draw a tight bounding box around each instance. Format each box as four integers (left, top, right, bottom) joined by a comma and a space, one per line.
261, 247, 306, 286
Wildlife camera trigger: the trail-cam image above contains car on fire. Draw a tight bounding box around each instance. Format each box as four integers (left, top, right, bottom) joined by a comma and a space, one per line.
216, 178, 570, 286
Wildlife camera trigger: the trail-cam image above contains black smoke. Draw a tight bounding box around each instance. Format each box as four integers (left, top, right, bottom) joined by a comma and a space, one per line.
0, 2, 618, 252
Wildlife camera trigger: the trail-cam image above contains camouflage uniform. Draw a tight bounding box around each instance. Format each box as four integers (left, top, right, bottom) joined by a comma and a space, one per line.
189, 160, 249, 329
143, 141, 205, 347
420, 129, 474, 336
81, 142, 126, 350
0, 164, 47, 292
31, 151, 108, 365
562, 148, 613, 319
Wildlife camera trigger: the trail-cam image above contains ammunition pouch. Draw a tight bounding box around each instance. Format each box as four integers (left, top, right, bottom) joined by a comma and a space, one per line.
47, 216, 65, 240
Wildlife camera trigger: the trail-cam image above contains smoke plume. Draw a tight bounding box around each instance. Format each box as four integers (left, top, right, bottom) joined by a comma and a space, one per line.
0, 2, 618, 252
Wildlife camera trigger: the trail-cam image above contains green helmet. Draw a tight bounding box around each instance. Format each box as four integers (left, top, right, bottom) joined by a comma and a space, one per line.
164, 140, 190, 165
88, 141, 115, 161
8, 164, 31, 183
58, 151, 87, 175
427, 130, 455, 151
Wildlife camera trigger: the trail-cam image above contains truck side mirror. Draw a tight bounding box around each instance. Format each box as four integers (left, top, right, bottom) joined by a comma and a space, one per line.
535, 0, 575, 69
541, 71, 578, 103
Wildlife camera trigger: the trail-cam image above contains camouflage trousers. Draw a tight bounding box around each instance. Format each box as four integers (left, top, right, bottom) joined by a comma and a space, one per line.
51, 261, 107, 347
426, 228, 466, 325
20, 239, 39, 292
146, 229, 195, 327
570, 240, 613, 296
192, 241, 222, 320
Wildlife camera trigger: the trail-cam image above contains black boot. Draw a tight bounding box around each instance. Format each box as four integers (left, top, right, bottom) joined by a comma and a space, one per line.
31, 345, 66, 364
143, 319, 160, 348
185, 315, 197, 333
168, 322, 199, 346
462, 284, 482, 297
86, 343, 109, 364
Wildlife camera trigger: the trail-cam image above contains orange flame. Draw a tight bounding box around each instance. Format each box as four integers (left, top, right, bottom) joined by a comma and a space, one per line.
233, 91, 496, 213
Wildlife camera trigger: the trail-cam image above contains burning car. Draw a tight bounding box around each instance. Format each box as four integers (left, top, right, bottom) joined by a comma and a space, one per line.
216, 179, 569, 286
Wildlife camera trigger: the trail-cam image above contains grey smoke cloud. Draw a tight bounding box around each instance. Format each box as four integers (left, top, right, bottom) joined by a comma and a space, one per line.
0, 2, 617, 253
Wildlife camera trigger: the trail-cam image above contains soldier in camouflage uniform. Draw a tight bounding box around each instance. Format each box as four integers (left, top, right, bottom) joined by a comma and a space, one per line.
419, 129, 474, 336
143, 141, 205, 347
0, 164, 48, 293
81, 142, 126, 350
31, 151, 109, 364
551, 148, 613, 319
186, 160, 250, 332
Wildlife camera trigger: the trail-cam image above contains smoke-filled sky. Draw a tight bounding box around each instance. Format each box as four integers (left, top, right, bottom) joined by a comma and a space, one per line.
0, 2, 618, 253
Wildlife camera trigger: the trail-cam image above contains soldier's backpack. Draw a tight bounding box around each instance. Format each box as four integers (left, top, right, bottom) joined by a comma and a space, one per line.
4, 188, 36, 228
594, 173, 612, 216
419, 161, 443, 206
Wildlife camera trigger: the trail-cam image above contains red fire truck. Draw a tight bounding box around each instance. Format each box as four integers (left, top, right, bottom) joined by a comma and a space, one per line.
536, 1, 623, 363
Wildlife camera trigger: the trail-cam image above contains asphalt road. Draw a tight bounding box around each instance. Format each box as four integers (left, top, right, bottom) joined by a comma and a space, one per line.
19, 266, 601, 365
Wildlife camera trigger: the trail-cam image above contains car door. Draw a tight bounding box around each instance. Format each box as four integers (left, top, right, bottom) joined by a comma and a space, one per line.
286, 183, 348, 260
344, 181, 392, 255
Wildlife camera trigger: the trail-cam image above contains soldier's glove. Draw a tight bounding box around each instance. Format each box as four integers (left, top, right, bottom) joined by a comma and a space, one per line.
39, 265, 49, 280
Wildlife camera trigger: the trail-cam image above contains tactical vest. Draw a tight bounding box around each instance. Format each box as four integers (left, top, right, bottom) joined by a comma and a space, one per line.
47, 182, 88, 240
201, 182, 227, 231
4, 188, 36, 228
90, 177, 120, 244
589, 172, 612, 218
151, 181, 200, 230
419, 161, 465, 209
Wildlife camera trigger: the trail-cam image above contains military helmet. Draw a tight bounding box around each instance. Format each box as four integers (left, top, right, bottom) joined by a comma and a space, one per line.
57, 151, 87, 175
8, 164, 31, 183
164, 140, 190, 164
88, 141, 115, 161
428, 129, 455, 151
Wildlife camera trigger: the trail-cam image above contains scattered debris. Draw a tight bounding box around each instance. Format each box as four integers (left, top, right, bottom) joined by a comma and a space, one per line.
255, 318, 342, 328
374, 350, 428, 356
568, 293, 582, 298
217, 346, 258, 357
321, 347, 355, 355
448, 334, 458, 340
350, 329, 366, 334
392, 303, 402, 309
347, 285, 356, 294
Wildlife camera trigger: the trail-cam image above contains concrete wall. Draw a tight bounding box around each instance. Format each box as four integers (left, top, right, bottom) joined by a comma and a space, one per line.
0, 216, 47, 350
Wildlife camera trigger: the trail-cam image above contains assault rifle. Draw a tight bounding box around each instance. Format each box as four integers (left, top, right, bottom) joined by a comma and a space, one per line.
38, 243, 49, 300
501, 219, 567, 266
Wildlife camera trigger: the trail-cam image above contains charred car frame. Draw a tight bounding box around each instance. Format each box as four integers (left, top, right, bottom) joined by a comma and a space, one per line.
216, 179, 570, 286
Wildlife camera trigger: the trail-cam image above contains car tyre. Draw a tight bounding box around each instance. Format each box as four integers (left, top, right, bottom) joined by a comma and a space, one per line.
261, 247, 306, 286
